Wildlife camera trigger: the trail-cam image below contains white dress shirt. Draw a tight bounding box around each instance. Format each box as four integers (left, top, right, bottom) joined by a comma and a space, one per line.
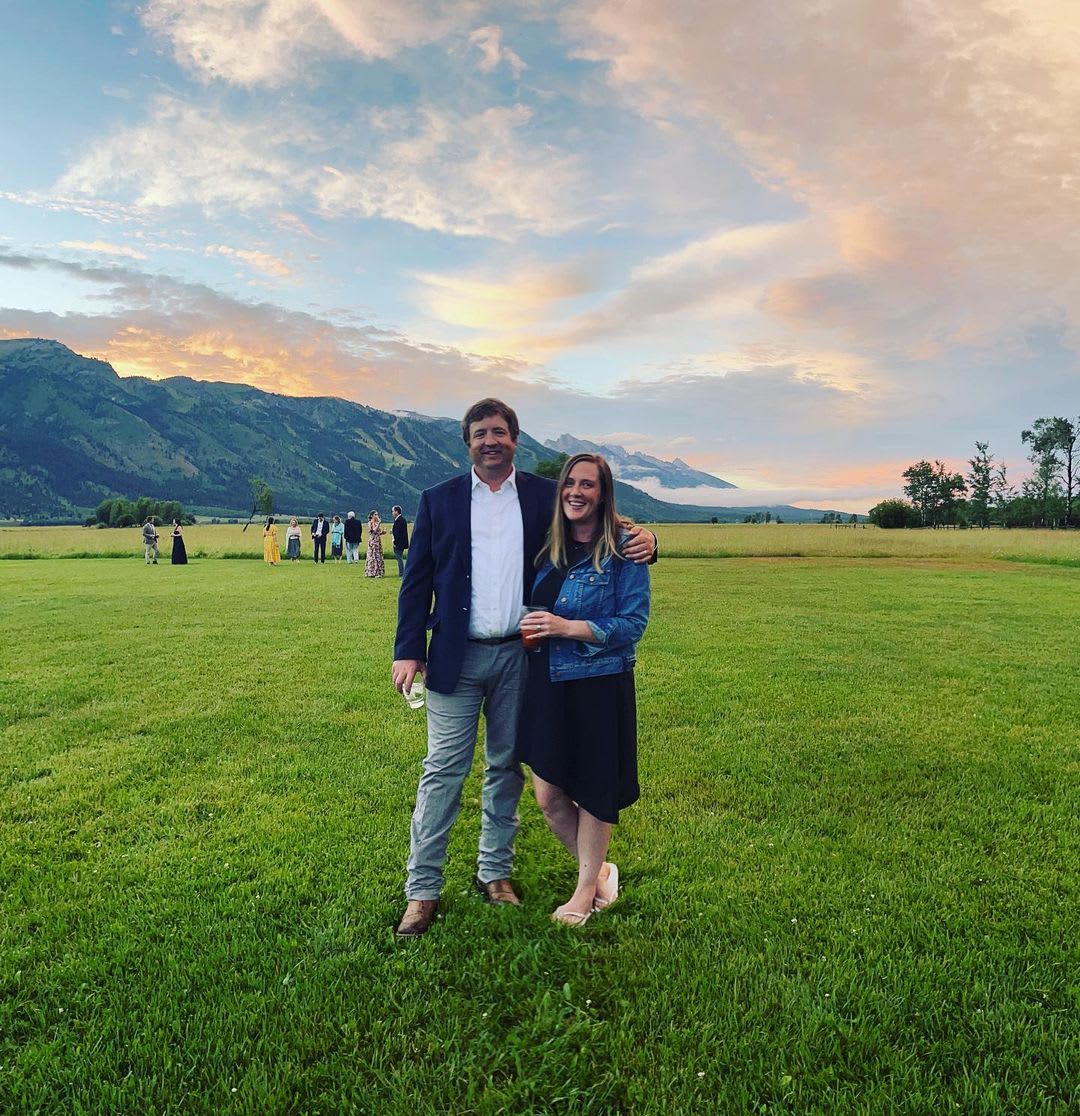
468, 467, 525, 639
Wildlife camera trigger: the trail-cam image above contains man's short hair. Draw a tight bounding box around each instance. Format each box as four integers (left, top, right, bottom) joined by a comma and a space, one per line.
461, 398, 520, 445
392, 506, 402, 515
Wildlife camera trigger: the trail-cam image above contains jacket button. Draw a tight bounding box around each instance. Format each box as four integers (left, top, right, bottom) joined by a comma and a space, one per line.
560, 597, 567, 603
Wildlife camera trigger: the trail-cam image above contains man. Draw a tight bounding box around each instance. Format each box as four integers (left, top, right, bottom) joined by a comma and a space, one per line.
391, 505, 409, 576
392, 398, 656, 937
311, 513, 329, 563
343, 511, 362, 564
142, 517, 159, 565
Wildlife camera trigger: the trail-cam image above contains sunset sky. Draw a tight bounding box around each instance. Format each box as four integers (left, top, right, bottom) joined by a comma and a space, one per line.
3, 1, 1078, 512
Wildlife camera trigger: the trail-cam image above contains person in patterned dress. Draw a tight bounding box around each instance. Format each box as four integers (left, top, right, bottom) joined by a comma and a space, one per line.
365, 510, 385, 577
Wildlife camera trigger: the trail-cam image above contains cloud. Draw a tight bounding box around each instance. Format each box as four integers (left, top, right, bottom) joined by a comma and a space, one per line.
56, 96, 313, 212
413, 257, 599, 331
472, 219, 819, 355
55, 94, 584, 239
314, 103, 585, 238
0, 249, 526, 406
564, 0, 1080, 359
140, 0, 481, 87
59, 240, 148, 260
469, 26, 527, 76
206, 244, 291, 278
1, 190, 146, 226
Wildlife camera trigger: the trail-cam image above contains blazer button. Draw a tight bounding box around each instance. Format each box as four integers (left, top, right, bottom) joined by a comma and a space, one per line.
560, 597, 568, 603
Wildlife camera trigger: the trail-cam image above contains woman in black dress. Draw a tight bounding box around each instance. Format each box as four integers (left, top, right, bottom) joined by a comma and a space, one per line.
170, 519, 188, 565
519, 453, 650, 926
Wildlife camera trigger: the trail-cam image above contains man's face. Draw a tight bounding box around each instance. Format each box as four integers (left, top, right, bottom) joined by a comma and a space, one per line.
468, 414, 517, 478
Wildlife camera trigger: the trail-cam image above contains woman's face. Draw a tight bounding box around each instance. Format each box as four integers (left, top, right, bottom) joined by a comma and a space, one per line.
290, 518, 298, 526
562, 460, 602, 530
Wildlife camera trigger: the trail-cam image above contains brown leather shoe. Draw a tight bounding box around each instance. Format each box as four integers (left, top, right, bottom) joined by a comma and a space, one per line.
395, 899, 439, 937
473, 876, 521, 906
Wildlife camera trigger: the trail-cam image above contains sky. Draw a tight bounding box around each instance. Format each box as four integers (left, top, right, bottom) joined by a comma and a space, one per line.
2, 0, 1078, 513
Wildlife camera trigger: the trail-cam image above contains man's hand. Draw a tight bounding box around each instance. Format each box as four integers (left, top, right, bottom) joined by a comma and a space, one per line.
620, 523, 658, 565
393, 659, 427, 694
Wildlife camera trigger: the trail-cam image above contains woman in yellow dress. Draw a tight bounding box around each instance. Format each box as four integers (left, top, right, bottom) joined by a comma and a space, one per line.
262, 516, 280, 565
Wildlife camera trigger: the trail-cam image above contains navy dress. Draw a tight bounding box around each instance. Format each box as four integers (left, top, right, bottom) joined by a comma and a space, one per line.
517, 559, 639, 824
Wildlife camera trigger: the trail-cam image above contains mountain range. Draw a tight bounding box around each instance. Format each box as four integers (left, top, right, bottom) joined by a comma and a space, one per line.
545, 433, 737, 491
0, 339, 839, 523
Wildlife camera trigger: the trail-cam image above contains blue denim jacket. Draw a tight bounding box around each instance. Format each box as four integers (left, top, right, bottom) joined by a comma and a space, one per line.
532, 534, 651, 682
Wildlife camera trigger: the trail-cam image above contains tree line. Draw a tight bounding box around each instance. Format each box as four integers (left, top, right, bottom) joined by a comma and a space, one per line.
869, 415, 1078, 528
86, 496, 193, 528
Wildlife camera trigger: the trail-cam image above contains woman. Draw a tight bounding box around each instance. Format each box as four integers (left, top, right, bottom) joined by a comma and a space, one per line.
518, 453, 650, 926
286, 517, 302, 562
365, 510, 385, 577
330, 514, 345, 562
170, 519, 188, 565
262, 516, 280, 565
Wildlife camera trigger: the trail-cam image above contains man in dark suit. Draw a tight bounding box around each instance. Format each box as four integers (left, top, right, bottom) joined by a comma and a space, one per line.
390, 505, 409, 576
391, 398, 656, 936
311, 514, 329, 563
342, 511, 362, 564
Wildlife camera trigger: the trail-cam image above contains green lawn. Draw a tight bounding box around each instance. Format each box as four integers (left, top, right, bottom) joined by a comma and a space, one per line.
1, 558, 1077, 1114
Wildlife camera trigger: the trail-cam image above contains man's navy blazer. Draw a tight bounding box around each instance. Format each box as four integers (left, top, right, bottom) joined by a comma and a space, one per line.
394, 470, 556, 694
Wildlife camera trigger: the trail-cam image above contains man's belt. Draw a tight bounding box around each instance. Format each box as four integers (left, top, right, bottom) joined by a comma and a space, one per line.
467, 634, 519, 645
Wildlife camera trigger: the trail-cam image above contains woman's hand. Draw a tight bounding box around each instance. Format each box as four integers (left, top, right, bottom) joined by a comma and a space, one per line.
521, 611, 594, 642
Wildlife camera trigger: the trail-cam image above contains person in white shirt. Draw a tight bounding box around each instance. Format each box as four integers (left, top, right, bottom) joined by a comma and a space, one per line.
391, 398, 657, 937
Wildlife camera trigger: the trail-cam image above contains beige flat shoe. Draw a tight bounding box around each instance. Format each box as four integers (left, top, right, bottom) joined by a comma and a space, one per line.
551, 904, 592, 927
593, 863, 619, 911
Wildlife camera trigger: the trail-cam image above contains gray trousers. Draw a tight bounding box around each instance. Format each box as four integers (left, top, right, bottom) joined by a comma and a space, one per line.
393, 547, 406, 576
405, 640, 526, 899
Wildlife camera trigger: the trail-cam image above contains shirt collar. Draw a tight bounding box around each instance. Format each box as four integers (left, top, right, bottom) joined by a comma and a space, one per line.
471, 465, 517, 493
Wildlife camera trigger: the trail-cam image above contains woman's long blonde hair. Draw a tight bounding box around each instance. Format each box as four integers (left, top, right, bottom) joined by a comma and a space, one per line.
538, 452, 629, 572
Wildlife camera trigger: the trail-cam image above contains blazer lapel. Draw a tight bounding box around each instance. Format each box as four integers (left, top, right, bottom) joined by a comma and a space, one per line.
455, 471, 473, 576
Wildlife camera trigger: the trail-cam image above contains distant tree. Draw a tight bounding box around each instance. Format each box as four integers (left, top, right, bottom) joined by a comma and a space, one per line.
902, 460, 966, 526
1021, 417, 1077, 527
848, 513, 858, 525
710, 516, 718, 524
966, 441, 995, 528
868, 499, 920, 528
534, 453, 569, 480
108, 498, 136, 527
1020, 421, 1066, 526
764, 511, 772, 524
775, 516, 783, 524
91, 496, 189, 527
991, 463, 1017, 526
243, 476, 274, 532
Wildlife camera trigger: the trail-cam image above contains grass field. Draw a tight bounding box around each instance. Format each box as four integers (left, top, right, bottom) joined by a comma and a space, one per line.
1, 553, 1078, 1113
3, 521, 1080, 564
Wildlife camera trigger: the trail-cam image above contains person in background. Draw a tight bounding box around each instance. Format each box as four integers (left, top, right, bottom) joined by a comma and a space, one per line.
391, 398, 657, 938
170, 518, 188, 565
286, 518, 302, 562
366, 510, 385, 577
518, 454, 649, 926
142, 517, 159, 565
330, 514, 345, 562
343, 511, 362, 565
263, 516, 280, 566
391, 505, 409, 576
311, 513, 329, 563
